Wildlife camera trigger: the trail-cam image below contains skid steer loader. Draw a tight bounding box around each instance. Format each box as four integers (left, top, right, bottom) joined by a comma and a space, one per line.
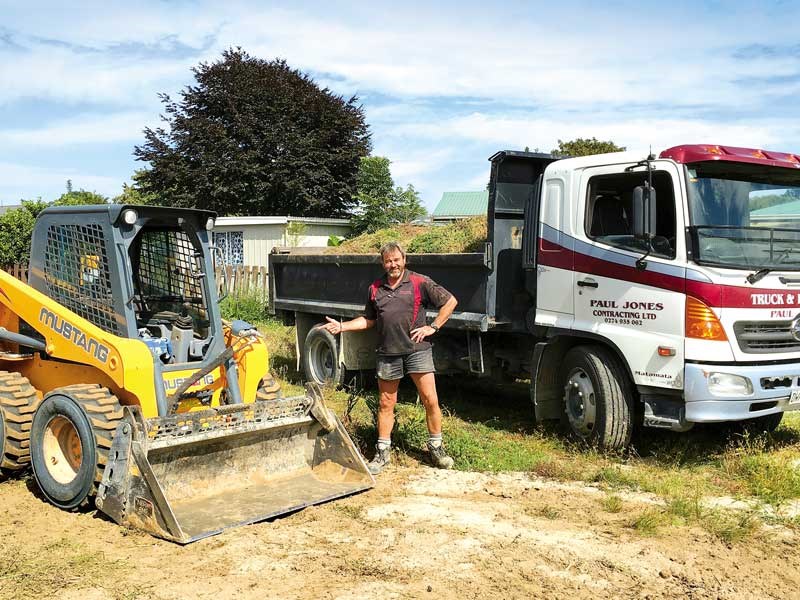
0, 204, 373, 543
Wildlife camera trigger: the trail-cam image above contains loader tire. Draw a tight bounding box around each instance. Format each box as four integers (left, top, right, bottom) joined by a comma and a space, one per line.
30, 384, 123, 510
0, 371, 40, 472
256, 374, 283, 402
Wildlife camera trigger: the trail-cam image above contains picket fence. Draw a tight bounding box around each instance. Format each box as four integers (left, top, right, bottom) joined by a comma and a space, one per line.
2, 263, 268, 298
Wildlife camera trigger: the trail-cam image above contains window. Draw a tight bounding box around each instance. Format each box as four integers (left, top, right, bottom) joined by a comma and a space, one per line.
213, 231, 244, 265
585, 170, 676, 259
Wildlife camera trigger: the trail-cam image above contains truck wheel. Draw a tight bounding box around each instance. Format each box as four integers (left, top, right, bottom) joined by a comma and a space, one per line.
0, 372, 40, 472
560, 345, 633, 450
302, 326, 345, 387
30, 385, 123, 510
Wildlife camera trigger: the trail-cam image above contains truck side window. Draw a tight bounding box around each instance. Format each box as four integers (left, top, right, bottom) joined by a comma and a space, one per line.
585, 171, 676, 259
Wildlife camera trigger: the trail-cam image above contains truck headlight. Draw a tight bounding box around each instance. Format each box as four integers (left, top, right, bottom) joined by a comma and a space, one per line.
707, 372, 753, 397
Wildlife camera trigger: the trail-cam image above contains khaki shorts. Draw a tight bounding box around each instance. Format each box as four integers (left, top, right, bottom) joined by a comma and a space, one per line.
376, 348, 435, 381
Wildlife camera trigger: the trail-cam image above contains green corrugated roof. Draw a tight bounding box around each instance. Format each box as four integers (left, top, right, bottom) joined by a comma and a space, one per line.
432, 191, 488, 217
751, 199, 800, 216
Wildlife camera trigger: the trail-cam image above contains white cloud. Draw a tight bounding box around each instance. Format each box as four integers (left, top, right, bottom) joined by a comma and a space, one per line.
0, 112, 155, 147
0, 162, 122, 202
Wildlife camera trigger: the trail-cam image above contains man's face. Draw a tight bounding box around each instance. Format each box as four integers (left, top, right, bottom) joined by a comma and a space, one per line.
382, 249, 406, 279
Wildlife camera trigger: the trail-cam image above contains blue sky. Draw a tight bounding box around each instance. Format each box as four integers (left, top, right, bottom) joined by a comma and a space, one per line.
2, 0, 800, 212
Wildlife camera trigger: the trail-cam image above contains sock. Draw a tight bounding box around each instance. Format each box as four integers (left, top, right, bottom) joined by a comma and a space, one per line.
428, 433, 442, 449
377, 438, 391, 450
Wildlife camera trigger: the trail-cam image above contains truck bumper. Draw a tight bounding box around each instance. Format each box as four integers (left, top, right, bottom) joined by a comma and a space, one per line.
684, 362, 800, 422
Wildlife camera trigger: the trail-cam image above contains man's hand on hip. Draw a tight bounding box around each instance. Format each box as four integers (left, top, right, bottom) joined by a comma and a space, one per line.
410, 325, 436, 343
322, 316, 342, 335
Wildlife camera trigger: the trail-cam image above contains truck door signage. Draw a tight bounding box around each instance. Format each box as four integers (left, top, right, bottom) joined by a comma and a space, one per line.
590, 300, 665, 326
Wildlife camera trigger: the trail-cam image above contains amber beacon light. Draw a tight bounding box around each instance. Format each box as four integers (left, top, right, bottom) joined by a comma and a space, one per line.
685, 296, 728, 341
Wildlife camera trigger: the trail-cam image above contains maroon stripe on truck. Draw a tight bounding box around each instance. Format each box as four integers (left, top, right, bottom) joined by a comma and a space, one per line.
538, 239, 800, 309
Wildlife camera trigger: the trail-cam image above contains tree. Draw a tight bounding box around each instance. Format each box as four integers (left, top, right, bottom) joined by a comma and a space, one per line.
54, 188, 108, 206
551, 137, 626, 157
350, 156, 426, 234
0, 199, 49, 267
134, 48, 371, 217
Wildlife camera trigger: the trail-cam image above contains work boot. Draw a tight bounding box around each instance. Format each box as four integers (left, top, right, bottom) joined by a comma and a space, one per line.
427, 442, 455, 469
367, 444, 391, 475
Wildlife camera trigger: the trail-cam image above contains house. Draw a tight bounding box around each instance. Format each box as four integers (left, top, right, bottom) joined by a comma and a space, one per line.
431, 191, 488, 222
212, 216, 351, 268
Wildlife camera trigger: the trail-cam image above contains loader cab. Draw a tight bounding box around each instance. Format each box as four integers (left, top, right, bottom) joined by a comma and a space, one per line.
28, 204, 222, 365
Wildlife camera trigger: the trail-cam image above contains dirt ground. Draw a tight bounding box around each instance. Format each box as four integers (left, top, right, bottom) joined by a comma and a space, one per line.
1, 465, 799, 600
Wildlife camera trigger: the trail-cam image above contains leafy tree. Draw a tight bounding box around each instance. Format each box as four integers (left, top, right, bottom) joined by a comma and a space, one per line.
551, 137, 626, 157
351, 156, 426, 234
0, 199, 49, 267
113, 171, 161, 206
134, 48, 371, 217
54, 188, 108, 206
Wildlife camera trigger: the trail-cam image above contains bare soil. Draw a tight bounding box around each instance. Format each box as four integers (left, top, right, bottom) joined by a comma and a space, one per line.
1, 465, 798, 600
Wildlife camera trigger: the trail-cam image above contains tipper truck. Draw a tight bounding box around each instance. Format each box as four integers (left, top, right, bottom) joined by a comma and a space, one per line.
271, 144, 800, 449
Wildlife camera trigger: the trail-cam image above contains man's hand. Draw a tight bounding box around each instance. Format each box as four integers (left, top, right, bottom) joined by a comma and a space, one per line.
410, 325, 436, 343
322, 316, 343, 335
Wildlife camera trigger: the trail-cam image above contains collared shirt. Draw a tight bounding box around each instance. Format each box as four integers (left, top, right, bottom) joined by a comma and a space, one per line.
364, 270, 453, 356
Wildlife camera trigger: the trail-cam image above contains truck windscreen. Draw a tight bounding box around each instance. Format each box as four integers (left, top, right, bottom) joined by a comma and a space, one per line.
686, 162, 800, 270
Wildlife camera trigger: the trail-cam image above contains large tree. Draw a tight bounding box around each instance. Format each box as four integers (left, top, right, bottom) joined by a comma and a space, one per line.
350, 156, 426, 234
0, 199, 49, 267
134, 49, 371, 216
551, 137, 625, 157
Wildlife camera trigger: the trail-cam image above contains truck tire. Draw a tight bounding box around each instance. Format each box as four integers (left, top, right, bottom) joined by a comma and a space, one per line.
30, 384, 123, 510
560, 345, 633, 449
0, 371, 40, 472
302, 326, 345, 387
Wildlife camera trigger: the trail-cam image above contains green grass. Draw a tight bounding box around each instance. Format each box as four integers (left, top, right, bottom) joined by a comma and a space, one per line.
601, 494, 624, 513
254, 318, 800, 540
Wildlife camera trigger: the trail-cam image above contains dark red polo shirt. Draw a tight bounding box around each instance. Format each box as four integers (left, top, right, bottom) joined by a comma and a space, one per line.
364, 270, 453, 356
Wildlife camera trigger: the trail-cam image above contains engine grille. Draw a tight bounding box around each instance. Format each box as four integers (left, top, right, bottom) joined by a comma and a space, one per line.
734, 320, 800, 354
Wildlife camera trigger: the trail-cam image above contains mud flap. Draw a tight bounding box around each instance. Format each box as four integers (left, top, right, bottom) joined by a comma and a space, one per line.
96, 387, 373, 543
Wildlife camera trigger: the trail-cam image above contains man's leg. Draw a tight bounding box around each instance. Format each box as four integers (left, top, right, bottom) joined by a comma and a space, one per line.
367, 375, 400, 475
409, 372, 442, 434
377, 377, 400, 439
410, 371, 454, 469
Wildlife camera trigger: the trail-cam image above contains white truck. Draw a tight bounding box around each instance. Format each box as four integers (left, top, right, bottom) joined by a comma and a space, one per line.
271, 145, 800, 448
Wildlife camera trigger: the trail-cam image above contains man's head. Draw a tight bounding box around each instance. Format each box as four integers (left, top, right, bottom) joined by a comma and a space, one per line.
379, 242, 406, 279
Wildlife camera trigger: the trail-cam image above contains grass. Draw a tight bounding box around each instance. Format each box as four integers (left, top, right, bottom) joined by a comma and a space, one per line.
254, 317, 800, 541
328, 217, 488, 255
0, 537, 127, 599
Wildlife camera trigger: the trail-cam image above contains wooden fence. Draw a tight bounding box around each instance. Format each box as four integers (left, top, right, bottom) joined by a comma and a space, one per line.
3, 263, 267, 298
2, 264, 27, 283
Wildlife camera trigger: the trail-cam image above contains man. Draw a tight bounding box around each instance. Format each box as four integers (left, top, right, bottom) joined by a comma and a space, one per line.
322, 241, 458, 475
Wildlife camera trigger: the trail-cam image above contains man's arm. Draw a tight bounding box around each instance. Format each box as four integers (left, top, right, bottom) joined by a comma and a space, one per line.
322, 315, 375, 335
410, 295, 457, 343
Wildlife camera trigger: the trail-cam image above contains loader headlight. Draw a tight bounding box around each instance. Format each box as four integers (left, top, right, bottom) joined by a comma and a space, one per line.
206, 217, 215, 231
122, 209, 138, 225
707, 372, 753, 397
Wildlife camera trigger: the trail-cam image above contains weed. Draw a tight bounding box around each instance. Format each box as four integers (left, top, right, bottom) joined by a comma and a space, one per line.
630, 509, 666, 535
531, 505, 561, 519
220, 290, 270, 323
601, 494, 623, 513
334, 503, 365, 521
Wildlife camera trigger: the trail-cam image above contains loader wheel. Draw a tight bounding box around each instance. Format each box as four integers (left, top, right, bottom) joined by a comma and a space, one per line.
256, 374, 283, 402
30, 385, 123, 510
303, 326, 345, 387
560, 345, 633, 450
0, 371, 40, 471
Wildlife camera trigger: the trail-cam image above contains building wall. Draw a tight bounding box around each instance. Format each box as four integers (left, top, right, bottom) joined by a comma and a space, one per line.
213, 222, 351, 268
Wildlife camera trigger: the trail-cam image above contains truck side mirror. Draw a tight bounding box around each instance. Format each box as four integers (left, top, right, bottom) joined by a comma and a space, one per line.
632, 185, 656, 239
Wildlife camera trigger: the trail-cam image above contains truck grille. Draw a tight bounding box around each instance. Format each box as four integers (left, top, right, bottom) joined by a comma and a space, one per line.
734, 320, 800, 354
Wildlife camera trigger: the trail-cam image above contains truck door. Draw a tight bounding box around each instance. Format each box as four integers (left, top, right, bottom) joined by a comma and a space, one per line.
572, 161, 687, 390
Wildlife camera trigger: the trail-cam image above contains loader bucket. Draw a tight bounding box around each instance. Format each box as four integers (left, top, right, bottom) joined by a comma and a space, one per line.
96, 388, 374, 543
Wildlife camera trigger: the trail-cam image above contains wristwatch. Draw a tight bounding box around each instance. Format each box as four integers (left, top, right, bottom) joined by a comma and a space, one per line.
430, 323, 439, 332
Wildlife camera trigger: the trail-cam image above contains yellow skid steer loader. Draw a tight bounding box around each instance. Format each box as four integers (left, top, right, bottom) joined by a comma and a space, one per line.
0, 205, 372, 543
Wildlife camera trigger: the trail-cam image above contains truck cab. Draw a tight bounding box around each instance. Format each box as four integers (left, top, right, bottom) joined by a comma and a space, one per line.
527, 144, 800, 438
